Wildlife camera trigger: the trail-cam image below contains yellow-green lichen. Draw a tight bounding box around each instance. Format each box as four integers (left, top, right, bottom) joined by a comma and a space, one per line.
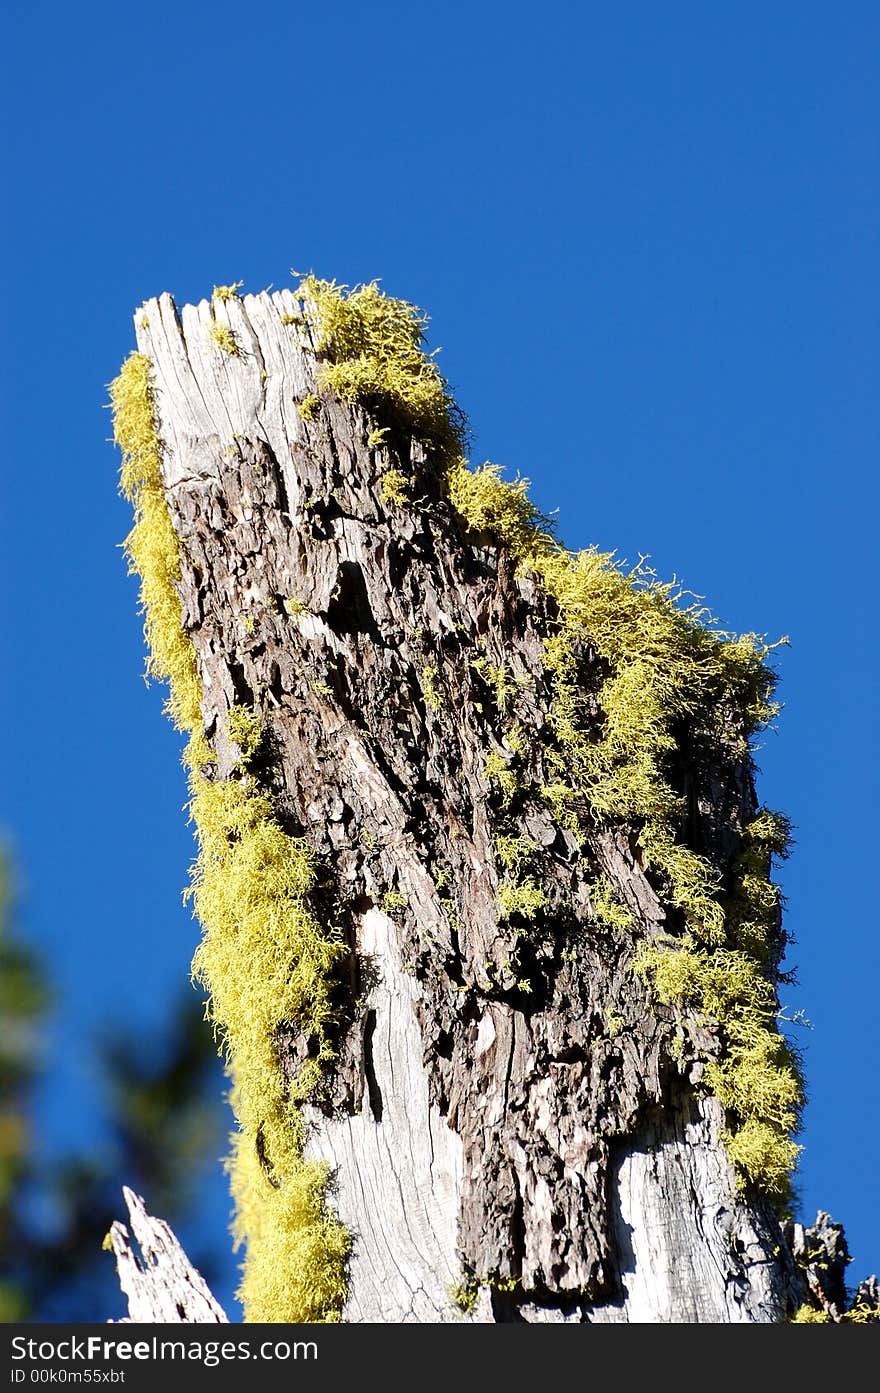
380, 468, 409, 506
604, 1008, 625, 1038
380, 890, 408, 915
634, 936, 801, 1199
589, 875, 634, 934
420, 662, 443, 713
484, 751, 518, 806
226, 705, 263, 763
497, 877, 546, 922
208, 320, 239, 356
791, 1296, 878, 1324
724, 809, 792, 962
293, 274, 467, 459
449, 1273, 481, 1315
446, 461, 554, 559
844, 1296, 879, 1324
187, 772, 349, 1321
213, 281, 244, 302
470, 656, 516, 712
790, 1304, 831, 1323
111, 354, 201, 733
494, 834, 535, 871
111, 351, 349, 1321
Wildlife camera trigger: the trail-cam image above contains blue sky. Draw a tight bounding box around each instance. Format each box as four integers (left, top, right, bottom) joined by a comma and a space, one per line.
1, 1, 877, 1312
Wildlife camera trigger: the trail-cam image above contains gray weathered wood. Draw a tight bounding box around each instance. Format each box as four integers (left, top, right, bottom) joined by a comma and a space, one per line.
107, 1187, 228, 1323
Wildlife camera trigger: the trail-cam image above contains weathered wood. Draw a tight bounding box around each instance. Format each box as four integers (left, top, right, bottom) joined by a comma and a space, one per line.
132, 290, 803, 1321
785, 1212, 880, 1323
107, 1188, 228, 1323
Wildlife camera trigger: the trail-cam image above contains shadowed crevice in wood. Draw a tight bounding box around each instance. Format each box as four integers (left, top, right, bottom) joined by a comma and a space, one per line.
362, 1010, 384, 1123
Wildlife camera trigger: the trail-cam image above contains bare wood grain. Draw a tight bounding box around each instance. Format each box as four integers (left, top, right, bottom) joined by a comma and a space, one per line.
107, 1188, 228, 1324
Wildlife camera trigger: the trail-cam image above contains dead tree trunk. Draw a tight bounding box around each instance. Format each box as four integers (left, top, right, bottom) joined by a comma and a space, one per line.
124, 287, 805, 1322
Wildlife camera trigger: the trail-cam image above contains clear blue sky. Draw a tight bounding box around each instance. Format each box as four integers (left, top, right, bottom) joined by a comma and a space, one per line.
1, 0, 877, 1312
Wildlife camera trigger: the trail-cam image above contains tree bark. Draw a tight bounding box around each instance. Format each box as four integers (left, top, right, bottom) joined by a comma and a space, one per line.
130, 289, 805, 1322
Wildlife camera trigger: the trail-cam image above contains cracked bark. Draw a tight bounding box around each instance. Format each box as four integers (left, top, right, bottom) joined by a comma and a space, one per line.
129, 288, 806, 1322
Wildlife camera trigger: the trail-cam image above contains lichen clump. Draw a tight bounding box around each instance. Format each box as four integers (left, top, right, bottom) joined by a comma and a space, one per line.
208, 320, 239, 356
111, 352, 349, 1320
297, 275, 803, 1203
213, 281, 244, 302
295, 274, 467, 460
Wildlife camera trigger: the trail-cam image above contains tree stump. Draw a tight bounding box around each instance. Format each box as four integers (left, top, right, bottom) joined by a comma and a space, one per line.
121, 286, 805, 1322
